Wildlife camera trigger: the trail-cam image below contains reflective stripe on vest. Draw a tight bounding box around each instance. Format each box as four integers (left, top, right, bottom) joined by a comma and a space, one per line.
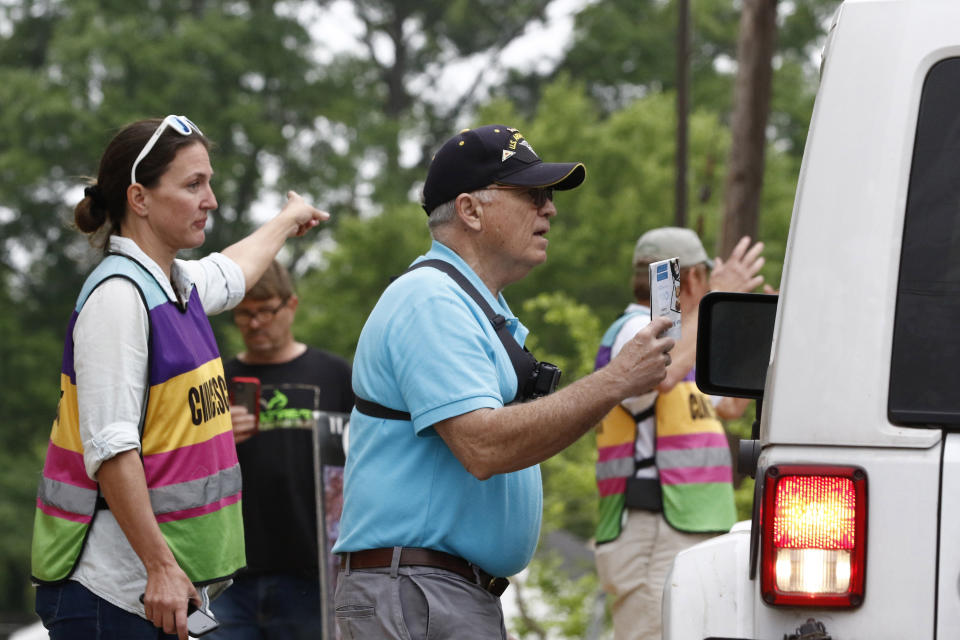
31, 255, 245, 584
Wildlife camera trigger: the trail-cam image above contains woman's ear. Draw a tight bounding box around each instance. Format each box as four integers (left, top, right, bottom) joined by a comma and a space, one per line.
126, 183, 149, 218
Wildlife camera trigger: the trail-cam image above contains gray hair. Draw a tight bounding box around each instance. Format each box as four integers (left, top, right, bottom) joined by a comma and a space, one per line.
426, 188, 495, 233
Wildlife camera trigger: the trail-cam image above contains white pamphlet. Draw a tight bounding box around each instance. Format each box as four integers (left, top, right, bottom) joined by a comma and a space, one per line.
649, 257, 682, 341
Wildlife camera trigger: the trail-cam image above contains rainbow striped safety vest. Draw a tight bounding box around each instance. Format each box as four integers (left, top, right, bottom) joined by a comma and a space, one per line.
31, 254, 245, 584
594, 310, 736, 542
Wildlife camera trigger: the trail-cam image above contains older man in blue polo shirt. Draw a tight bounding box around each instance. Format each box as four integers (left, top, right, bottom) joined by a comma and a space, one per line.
333, 125, 675, 639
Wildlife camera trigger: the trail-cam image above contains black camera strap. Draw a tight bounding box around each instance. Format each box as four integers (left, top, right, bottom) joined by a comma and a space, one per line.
354, 259, 547, 421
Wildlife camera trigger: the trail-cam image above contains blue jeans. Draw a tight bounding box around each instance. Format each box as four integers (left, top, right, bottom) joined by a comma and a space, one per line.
35, 580, 177, 640
207, 573, 322, 640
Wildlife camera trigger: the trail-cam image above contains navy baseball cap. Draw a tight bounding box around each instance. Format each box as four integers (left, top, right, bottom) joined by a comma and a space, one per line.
421, 125, 586, 214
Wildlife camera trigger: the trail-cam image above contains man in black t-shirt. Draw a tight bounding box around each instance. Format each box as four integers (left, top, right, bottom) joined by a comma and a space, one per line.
208, 260, 353, 640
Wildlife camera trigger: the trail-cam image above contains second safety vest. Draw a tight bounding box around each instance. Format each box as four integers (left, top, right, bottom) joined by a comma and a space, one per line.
594, 311, 736, 542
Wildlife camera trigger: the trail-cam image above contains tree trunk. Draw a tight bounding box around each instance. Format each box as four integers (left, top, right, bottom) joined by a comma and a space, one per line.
720, 0, 777, 257
675, 0, 690, 227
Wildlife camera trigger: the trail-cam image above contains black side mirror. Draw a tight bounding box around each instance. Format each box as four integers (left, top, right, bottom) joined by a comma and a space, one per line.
695, 292, 778, 399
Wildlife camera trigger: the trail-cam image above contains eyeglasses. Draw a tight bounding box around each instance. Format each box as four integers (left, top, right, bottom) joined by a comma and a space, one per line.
486, 185, 554, 208
130, 115, 203, 185
233, 298, 289, 326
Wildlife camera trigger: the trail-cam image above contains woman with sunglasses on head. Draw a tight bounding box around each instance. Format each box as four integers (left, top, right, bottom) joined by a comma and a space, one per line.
30, 115, 329, 640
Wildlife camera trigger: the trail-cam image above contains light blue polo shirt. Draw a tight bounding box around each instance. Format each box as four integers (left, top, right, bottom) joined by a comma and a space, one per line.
333, 241, 543, 577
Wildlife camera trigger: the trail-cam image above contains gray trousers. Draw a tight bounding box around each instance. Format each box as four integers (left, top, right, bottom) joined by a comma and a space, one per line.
334, 553, 508, 640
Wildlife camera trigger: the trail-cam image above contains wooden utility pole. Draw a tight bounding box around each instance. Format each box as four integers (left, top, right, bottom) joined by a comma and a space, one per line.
675, 0, 690, 227
720, 0, 778, 257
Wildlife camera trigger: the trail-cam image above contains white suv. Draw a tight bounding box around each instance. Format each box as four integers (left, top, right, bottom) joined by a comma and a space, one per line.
663, 1, 960, 638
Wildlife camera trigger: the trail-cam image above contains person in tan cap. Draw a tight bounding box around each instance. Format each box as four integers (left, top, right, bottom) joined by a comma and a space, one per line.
331, 125, 677, 639
593, 227, 767, 640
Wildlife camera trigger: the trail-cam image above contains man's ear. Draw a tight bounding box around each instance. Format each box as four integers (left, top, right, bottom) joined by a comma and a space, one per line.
679, 271, 695, 295
680, 264, 708, 295
126, 183, 149, 218
454, 193, 483, 232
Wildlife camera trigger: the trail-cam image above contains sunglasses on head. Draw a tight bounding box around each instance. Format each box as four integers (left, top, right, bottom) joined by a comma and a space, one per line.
130, 114, 203, 185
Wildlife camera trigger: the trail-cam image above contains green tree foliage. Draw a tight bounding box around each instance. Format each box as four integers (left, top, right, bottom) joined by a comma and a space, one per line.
0, 277, 62, 614
551, 0, 739, 112
516, 0, 840, 157
0, 0, 335, 330
511, 551, 600, 639
289, 203, 431, 359
291, 0, 561, 208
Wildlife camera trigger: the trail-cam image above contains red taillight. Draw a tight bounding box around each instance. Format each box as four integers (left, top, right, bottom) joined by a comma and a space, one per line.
760, 465, 867, 607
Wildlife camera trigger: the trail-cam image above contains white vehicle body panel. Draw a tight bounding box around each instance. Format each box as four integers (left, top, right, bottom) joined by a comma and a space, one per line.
663, 522, 754, 638
766, 0, 948, 450
937, 434, 960, 637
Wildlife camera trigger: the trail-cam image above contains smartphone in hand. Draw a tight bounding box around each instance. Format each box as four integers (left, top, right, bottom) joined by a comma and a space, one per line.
186, 605, 220, 636
229, 376, 261, 433
138, 594, 220, 637
649, 257, 682, 341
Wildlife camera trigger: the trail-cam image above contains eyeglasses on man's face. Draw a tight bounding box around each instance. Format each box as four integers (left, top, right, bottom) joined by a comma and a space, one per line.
233, 298, 289, 326
130, 114, 203, 185
486, 185, 555, 208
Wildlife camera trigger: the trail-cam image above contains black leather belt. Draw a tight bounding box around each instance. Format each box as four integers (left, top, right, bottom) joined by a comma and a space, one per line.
342, 547, 510, 597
